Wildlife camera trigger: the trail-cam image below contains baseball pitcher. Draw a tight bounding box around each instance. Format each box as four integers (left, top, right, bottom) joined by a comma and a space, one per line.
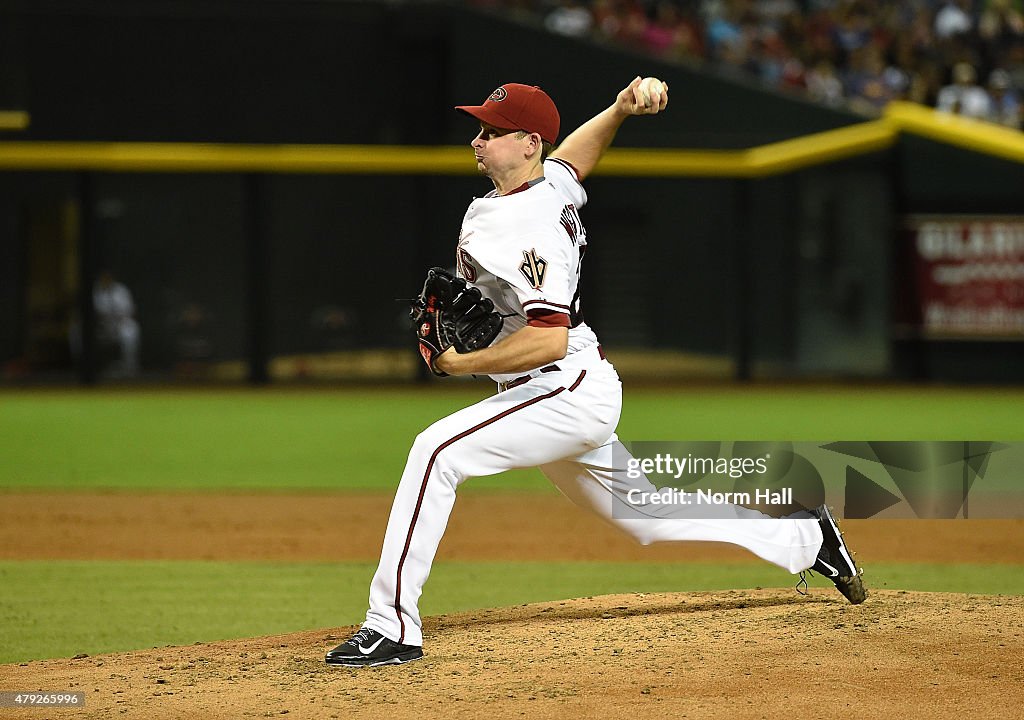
326, 77, 865, 668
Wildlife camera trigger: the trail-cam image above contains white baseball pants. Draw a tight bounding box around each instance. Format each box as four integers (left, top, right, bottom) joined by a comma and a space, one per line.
363, 352, 823, 646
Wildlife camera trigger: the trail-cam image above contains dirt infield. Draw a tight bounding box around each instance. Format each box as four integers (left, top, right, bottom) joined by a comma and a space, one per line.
2, 491, 1023, 719
2, 491, 1023, 563
2, 589, 1021, 720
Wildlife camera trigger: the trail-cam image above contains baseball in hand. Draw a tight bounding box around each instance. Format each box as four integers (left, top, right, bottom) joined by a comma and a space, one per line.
638, 77, 667, 108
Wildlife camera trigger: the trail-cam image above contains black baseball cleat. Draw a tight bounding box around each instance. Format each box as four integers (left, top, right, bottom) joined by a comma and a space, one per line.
799, 504, 867, 605
325, 628, 423, 668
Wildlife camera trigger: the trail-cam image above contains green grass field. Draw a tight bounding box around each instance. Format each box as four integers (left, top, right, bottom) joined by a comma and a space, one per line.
2, 384, 1022, 662
2, 384, 1022, 490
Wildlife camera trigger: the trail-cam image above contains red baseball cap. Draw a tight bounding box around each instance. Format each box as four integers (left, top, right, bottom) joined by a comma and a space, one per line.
456, 83, 560, 145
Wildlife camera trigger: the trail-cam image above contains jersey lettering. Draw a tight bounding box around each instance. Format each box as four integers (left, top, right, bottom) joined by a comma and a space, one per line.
570, 245, 585, 327
559, 204, 584, 245
519, 248, 548, 289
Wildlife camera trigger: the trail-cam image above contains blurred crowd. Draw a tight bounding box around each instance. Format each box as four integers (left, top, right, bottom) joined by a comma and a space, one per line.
475, 0, 1024, 128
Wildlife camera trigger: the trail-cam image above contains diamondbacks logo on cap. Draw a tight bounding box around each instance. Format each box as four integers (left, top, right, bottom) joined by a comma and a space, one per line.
489, 87, 508, 102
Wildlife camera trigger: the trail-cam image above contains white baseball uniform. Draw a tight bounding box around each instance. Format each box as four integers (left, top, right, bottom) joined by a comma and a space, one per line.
363, 158, 823, 646
94, 279, 140, 376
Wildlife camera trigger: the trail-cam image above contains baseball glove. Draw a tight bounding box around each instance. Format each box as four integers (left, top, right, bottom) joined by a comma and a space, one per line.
410, 267, 503, 376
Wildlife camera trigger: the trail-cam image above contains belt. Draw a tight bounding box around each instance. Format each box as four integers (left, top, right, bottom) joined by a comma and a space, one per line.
498, 364, 560, 393
496, 344, 606, 393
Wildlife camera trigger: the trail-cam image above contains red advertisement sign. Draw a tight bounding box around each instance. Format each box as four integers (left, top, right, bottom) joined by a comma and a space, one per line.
905, 216, 1024, 339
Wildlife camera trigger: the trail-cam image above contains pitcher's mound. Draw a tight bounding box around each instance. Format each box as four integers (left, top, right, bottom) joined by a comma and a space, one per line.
4, 589, 1021, 720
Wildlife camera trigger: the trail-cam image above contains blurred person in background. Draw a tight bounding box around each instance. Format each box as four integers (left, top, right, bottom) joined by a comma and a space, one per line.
92, 269, 140, 378
831, 1, 874, 61
544, 0, 594, 37
640, 0, 705, 61
592, 0, 650, 47
845, 45, 900, 112
978, 0, 1024, 46
806, 58, 846, 106
937, 60, 993, 117
934, 0, 976, 40
69, 269, 141, 378
986, 67, 1024, 125
705, 0, 750, 62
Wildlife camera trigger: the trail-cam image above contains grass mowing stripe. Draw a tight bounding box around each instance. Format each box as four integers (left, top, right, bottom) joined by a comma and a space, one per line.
2, 387, 1023, 491
1, 560, 1021, 663
0, 391, 464, 490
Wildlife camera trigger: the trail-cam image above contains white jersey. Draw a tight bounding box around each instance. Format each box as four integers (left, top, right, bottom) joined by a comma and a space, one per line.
455, 158, 600, 383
